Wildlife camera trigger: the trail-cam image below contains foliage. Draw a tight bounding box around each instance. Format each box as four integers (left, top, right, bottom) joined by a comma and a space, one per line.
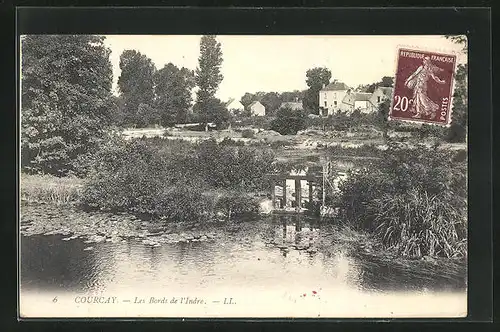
335, 144, 467, 258
195, 35, 224, 124
21, 35, 114, 176
194, 139, 275, 191
232, 116, 274, 130
193, 97, 230, 129
81, 137, 276, 221
117, 50, 157, 127
357, 76, 394, 93
270, 107, 307, 135
240, 90, 305, 116
154, 63, 195, 126
303, 67, 332, 114
214, 191, 260, 220
241, 129, 255, 138
446, 64, 467, 142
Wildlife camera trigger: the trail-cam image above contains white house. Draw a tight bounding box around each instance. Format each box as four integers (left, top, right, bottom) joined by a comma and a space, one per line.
319, 81, 352, 115
226, 98, 245, 115
319, 81, 393, 115
249, 101, 266, 116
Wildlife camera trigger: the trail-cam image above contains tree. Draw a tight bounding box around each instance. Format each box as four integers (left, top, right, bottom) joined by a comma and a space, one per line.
21, 35, 114, 176
281, 90, 305, 102
154, 63, 195, 126
260, 92, 281, 115
117, 50, 156, 127
377, 99, 391, 140
240, 92, 256, 109
270, 107, 307, 135
303, 67, 331, 114
195, 35, 224, 127
358, 76, 394, 93
380, 76, 394, 87
445, 35, 467, 143
193, 97, 229, 129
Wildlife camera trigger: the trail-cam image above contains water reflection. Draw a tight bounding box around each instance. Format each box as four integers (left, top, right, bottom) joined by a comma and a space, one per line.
20, 213, 466, 297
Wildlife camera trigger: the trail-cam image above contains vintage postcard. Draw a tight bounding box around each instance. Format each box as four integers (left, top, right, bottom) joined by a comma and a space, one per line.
19, 35, 468, 318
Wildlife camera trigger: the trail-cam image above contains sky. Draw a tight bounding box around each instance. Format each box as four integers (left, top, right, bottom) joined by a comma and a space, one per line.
102, 35, 466, 102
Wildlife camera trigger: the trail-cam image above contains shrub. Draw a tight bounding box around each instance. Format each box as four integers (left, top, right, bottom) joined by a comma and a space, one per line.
81, 137, 276, 221
241, 129, 255, 138
219, 137, 245, 147
270, 107, 307, 135
214, 191, 260, 220
335, 143, 467, 258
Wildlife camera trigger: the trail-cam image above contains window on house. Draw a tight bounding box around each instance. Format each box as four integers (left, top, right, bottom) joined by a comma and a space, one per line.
324, 101, 327, 107
334, 101, 337, 106
333, 93, 337, 98
377, 96, 381, 103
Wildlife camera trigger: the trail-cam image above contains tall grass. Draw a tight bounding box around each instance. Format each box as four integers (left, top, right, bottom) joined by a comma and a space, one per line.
369, 190, 466, 259
20, 173, 82, 204
335, 144, 467, 259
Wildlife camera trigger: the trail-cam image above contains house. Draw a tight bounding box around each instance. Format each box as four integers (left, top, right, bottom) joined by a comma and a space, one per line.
279, 100, 303, 111
368, 87, 393, 112
319, 81, 352, 115
319, 81, 393, 115
225, 98, 245, 115
352, 92, 373, 112
249, 101, 266, 116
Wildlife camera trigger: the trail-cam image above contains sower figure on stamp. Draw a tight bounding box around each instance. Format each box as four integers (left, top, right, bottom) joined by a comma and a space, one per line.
404, 56, 446, 119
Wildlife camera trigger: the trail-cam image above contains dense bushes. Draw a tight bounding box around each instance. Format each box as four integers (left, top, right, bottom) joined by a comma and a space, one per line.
270, 107, 307, 135
335, 143, 467, 259
232, 116, 274, 130
241, 129, 255, 138
81, 137, 275, 221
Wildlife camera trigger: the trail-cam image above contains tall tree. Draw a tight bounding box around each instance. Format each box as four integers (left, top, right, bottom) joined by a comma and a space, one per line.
303, 67, 332, 114
21, 35, 114, 176
154, 63, 195, 126
195, 35, 224, 126
117, 50, 156, 127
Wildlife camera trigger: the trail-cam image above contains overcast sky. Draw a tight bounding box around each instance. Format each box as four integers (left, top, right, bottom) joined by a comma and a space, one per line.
103, 35, 466, 102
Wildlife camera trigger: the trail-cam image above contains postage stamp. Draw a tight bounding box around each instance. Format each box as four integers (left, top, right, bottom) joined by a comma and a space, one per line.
390, 48, 457, 126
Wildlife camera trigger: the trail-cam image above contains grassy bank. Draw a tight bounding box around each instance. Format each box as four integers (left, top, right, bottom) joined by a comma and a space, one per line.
332, 143, 467, 259
20, 174, 83, 205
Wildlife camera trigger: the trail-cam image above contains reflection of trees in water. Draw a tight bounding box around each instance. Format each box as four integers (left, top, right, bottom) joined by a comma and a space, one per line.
21, 235, 103, 292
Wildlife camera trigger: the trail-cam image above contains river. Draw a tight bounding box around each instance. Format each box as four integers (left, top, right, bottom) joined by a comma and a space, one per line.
19, 204, 467, 318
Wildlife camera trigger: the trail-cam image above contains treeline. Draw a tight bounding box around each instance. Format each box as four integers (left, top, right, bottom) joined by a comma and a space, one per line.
115, 35, 227, 128
20, 34, 227, 176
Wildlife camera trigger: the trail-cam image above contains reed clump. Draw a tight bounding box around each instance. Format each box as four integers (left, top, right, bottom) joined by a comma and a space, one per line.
20, 173, 82, 204
336, 143, 467, 259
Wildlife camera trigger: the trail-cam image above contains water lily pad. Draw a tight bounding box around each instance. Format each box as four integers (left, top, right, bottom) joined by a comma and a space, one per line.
83, 246, 94, 251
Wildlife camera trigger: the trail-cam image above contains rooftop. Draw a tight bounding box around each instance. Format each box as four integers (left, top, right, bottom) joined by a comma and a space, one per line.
354, 92, 372, 102
321, 81, 350, 91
